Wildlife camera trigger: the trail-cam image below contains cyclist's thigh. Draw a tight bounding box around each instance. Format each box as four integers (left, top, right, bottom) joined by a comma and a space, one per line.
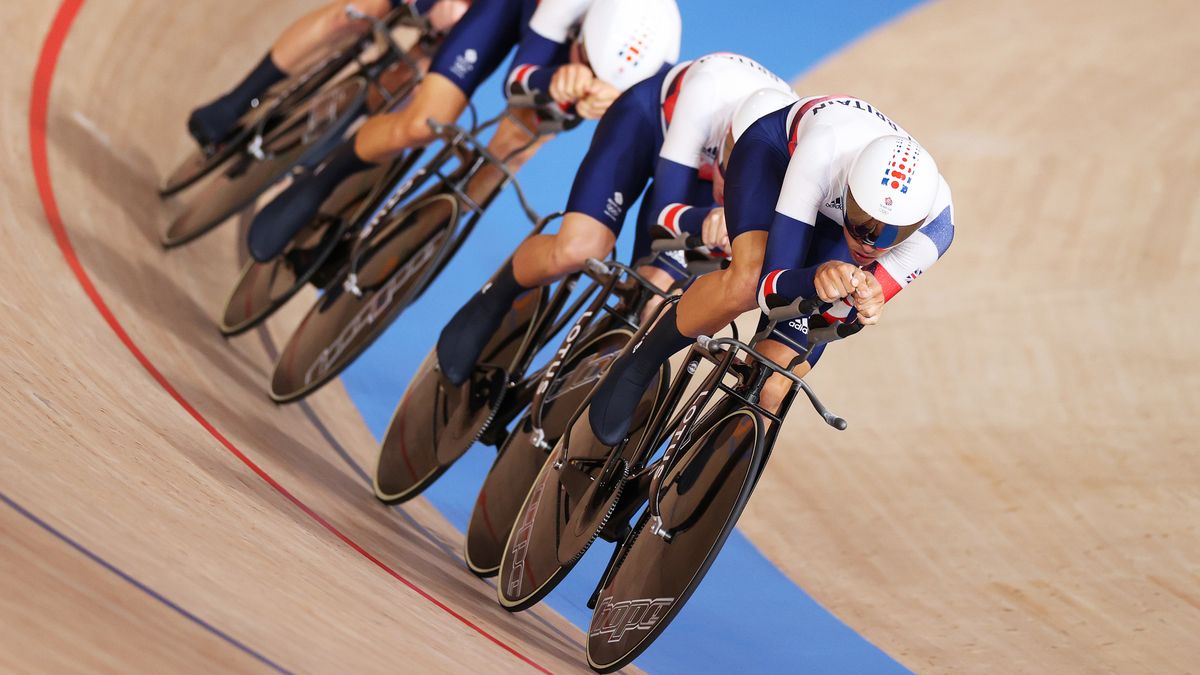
723, 106, 794, 241
564, 86, 662, 242
427, 0, 529, 99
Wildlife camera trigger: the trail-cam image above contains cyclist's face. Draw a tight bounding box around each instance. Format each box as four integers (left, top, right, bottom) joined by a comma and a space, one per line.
843, 186, 923, 257
844, 228, 882, 264
843, 189, 886, 264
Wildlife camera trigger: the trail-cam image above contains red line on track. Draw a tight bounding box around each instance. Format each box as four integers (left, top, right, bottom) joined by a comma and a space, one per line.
28, 3, 550, 672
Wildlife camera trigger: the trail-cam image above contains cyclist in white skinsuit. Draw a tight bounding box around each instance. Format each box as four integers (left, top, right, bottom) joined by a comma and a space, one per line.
588, 94, 957, 445
647, 53, 799, 279
763, 96, 955, 323
436, 52, 798, 384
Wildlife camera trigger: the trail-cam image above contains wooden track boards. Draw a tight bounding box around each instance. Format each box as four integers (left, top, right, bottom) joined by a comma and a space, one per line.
743, 1, 1200, 672
2, 0, 600, 672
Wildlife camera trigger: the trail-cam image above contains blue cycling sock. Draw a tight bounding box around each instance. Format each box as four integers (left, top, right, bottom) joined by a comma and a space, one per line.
588, 305, 693, 446
247, 140, 374, 262
436, 261, 529, 386
188, 52, 287, 146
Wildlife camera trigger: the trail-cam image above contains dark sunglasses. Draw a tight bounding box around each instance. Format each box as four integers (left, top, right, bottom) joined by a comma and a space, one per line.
842, 186, 917, 249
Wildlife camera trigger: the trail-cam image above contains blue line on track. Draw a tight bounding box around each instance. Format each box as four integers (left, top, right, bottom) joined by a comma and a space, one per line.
1, 491, 292, 674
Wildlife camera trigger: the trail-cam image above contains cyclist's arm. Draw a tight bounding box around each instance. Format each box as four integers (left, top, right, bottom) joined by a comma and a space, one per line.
755, 130, 834, 311
505, 0, 589, 99
652, 75, 722, 236
649, 158, 712, 236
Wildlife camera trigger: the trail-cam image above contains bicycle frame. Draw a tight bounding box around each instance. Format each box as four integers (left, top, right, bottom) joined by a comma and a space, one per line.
246, 6, 432, 163
577, 302, 860, 612
339, 91, 573, 299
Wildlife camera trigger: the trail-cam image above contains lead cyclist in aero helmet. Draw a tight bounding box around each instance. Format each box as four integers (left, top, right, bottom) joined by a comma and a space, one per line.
187, 0, 472, 149
244, 0, 682, 264
587, 95, 957, 446
435, 53, 797, 385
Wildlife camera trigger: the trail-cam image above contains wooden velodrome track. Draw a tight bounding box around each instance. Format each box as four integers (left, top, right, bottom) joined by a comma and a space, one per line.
2, 0, 1197, 673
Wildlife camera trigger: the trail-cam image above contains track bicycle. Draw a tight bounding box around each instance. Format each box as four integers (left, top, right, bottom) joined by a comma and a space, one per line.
264, 93, 577, 402
497, 293, 861, 672
160, 5, 434, 247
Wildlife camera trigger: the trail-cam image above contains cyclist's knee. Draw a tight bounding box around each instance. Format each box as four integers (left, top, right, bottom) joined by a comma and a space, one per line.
553, 233, 610, 272
726, 264, 763, 312
382, 111, 436, 150
405, 114, 438, 145
758, 373, 791, 414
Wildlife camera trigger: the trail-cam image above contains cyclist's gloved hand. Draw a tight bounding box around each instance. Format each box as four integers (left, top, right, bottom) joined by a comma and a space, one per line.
548, 64, 594, 109
544, 64, 617, 121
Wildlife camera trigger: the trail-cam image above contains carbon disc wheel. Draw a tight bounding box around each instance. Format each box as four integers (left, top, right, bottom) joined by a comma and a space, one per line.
496, 446, 588, 612
269, 193, 459, 402
496, 363, 668, 611
586, 408, 764, 673
372, 351, 507, 504
158, 131, 250, 198
161, 77, 368, 248
218, 167, 383, 335
465, 328, 635, 577
465, 415, 547, 577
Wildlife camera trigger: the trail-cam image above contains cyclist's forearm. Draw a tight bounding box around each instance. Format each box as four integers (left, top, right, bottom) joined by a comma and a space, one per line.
505, 32, 569, 99
756, 212, 817, 308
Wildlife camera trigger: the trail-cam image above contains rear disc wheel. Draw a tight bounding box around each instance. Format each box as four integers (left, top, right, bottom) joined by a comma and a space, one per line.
218, 167, 383, 335
373, 351, 507, 504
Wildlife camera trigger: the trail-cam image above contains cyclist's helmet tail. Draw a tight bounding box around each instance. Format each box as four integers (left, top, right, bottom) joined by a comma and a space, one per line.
844, 135, 940, 248
581, 0, 682, 93
719, 87, 800, 175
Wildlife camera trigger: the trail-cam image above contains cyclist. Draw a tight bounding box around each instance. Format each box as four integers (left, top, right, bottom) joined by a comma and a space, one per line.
586, 95, 957, 445
188, 0, 471, 148
245, 0, 682, 264
436, 53, 798, 386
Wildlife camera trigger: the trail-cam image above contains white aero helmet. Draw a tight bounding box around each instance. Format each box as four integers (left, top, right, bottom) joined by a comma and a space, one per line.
843, 135, 939, 248
581, 0, 682, 93
719, 87, 800, 173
